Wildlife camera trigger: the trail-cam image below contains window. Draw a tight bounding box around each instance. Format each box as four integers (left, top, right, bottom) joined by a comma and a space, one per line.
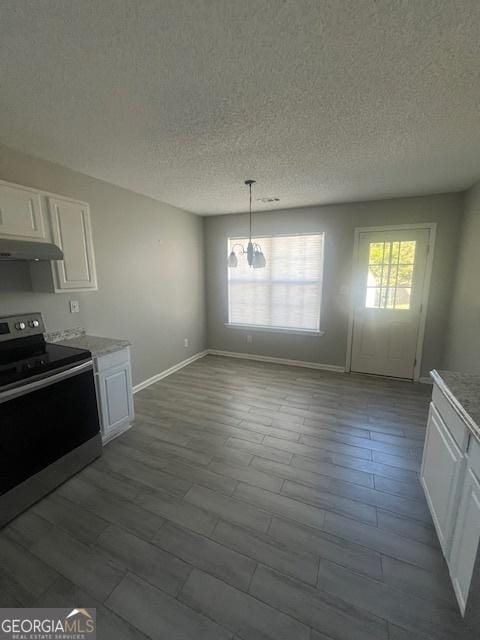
227, 233, 324, 332
365, 240, 416, 310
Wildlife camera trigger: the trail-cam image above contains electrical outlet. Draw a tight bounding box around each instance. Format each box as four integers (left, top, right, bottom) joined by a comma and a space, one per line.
247, 334, 253, 344
69, 300, 80, 313
184, 338, 189, 348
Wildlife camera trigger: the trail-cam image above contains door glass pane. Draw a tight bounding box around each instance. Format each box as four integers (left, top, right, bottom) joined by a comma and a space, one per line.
386, 287, 396, 309
366, 287, 382, 308
367, 265, 383, 287
394, 288, 411, 309
397, 264, 414, 287
366, 240, 416, 310
368, 243, 386, 264
388, 264, 398, 288
399, 241, 416, 264
391, 242, 400, 262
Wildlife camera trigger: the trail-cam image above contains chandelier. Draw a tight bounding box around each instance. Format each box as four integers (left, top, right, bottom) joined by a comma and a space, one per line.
228, 180, 266, 269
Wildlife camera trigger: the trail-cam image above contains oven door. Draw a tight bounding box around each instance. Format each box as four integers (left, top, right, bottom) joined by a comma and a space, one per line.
0, 360, 100, 496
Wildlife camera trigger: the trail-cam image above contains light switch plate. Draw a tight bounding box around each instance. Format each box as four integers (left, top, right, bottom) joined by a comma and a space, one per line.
69, 300, 80, 313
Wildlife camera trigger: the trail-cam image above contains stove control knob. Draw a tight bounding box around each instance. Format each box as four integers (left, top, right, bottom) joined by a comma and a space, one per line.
15, 322, 26, 330
29, 320, 40, 328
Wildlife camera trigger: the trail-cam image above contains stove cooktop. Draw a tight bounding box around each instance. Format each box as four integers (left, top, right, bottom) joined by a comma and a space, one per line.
0, 339, 91, 390
0, 313, 92, 391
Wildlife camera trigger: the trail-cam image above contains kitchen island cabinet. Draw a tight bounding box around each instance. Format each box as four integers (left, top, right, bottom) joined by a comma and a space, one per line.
422, 370, 480, 616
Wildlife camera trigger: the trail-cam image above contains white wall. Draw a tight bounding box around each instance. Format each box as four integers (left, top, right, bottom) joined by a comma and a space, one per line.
0, 144, 207, 386
444, 182, 480, 373
1, 140, 471, 382
205, 194, 464, 376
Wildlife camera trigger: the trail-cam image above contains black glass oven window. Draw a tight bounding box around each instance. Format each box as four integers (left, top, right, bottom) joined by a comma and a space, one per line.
0, 369, 100, 495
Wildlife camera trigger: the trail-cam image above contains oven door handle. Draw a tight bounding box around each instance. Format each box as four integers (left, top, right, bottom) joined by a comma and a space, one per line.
0, 360, 94, 404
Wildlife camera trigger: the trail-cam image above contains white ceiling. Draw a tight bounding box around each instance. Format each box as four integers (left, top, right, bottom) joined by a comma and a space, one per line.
1, 1, 479, 215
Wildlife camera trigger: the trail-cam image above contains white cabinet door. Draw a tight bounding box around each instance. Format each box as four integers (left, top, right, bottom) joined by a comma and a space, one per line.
97, 361, 134, 440
48, 196, 97, 290
449, 460, 480, 614
421, 403, 465, 554
0, 181, 45, 240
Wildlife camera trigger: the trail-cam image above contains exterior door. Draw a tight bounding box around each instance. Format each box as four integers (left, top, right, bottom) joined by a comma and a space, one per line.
350, 228, 430, 379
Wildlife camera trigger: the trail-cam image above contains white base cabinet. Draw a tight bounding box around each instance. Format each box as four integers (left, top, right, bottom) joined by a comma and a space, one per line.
94, 348, 134, 444
421, 378, 480, 617
449, 438, 480, 615
421, 403, 464, 555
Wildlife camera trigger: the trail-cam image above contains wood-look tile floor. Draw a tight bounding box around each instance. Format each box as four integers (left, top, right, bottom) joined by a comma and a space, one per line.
1, 355, 477, 640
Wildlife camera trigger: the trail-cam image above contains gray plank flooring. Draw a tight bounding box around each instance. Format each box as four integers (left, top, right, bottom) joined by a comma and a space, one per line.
0, 355, 477, 639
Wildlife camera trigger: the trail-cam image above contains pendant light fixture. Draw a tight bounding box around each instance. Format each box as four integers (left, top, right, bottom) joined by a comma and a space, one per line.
228, 180, 266, 269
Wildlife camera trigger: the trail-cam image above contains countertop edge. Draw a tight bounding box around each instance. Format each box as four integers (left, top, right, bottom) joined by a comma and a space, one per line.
49, 334, 131, 358
430, 369, 480, 441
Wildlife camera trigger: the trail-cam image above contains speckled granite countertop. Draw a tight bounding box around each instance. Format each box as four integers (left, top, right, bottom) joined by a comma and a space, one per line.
431, 369, 480, 440
45, 327, 130, 357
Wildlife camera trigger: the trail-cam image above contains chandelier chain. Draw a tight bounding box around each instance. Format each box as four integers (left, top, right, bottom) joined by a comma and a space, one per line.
249, 181, 252, 240
228, 179, 265, 269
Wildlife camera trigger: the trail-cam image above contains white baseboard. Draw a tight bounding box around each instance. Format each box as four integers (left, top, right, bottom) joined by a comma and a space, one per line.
134, 347, 429, 390
101, 421, 132, 445
133, 350, 208, 393
207, 349, 345, 373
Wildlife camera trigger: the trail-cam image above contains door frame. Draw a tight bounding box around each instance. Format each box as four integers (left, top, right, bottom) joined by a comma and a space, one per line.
345, 223, 437, 382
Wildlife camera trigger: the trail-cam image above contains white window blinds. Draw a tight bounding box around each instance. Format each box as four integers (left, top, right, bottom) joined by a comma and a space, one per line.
228, 233, 324, 331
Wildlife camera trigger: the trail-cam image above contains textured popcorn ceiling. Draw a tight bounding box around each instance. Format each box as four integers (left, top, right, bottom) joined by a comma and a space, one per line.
1, 1, 479, 215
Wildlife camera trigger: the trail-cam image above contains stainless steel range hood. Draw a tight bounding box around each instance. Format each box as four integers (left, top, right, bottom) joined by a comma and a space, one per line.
0, 239, 63, 261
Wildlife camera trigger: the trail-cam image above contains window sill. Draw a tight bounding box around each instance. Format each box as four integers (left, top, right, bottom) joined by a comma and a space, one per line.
224, 323, 325, 337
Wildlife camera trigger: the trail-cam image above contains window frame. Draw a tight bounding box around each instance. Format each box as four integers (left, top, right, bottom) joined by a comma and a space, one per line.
225, 231, 326, 336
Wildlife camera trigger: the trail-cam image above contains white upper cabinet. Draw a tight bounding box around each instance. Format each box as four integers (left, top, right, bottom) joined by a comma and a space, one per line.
47, 196, 98, 291
0, 178, 98, 293
0, 181, 45, 240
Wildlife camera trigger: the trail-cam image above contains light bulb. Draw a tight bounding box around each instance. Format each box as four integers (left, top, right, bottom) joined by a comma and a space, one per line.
253, 250, 266, 269
228, 250, 238, 268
